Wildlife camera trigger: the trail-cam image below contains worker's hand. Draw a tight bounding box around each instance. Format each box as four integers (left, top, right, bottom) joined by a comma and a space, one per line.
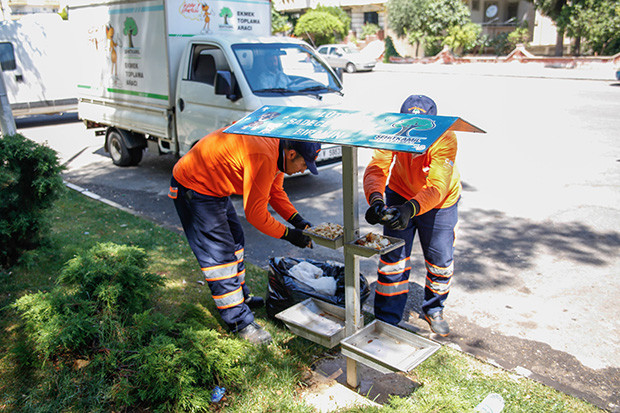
385, 200, 419, 230
365, 196, 387, 225
288, 212, 312, 230
281, 227, 313, 248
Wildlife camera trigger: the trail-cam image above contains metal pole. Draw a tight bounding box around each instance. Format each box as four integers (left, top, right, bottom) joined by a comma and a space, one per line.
0, 69, 16, 137
341, 145, 361, 388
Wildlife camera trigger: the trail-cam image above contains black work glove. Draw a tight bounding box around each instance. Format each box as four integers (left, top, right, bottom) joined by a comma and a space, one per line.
281, 227, 312, 248
385, 200, 420, 230
288, 212, 312, 230
365, 193, 387, 225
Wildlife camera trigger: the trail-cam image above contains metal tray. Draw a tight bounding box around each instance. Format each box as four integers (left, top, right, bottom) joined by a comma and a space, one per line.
345, 234, 405, 257
340, 320, 441, 374
275, 298, 360, 348
303, 224, 344, 249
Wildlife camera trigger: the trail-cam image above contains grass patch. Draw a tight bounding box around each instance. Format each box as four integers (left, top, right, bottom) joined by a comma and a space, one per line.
0, 189, 604, 412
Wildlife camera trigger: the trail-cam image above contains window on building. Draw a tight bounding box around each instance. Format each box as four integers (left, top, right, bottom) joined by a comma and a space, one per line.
0, 42, 16, 71
363, 11, 378, 25
506, 2, 518, 23
472, 0, 480, 11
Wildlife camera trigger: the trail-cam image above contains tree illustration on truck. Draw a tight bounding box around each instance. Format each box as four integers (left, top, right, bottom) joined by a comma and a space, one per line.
124, 17, 138, 48
220, 7, 232, 25
391, 118, 435, 136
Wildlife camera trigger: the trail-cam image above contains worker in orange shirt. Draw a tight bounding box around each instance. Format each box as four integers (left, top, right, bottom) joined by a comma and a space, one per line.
363, 95, 460, 336
169, 127, 318, 344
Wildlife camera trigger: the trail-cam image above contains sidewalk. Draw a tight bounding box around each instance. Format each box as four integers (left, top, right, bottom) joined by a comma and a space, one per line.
374, 60, 617, 81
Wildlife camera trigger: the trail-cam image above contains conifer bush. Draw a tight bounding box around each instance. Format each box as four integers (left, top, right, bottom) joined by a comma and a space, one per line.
13, 242, 248, 411
0, 133, 65, 268
383, 35, 401, 62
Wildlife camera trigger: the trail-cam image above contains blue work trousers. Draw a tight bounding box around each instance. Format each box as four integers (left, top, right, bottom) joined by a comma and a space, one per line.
374, 187, 458, 325
170, 177, 253, 332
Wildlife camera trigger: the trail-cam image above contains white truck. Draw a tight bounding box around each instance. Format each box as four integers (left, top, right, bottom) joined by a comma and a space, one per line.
70, 0, 344, 166
0, 14, 77, 117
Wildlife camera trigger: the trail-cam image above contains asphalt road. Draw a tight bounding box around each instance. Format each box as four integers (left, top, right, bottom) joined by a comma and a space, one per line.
17, 63, 620, 411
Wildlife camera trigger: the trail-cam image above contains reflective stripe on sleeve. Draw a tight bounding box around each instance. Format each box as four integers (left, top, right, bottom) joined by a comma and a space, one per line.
378, 257, 411, 276
425, 260, 453, 278
212, 286, 245, 309
425, 276, 451, 295
375, 280, 409, 296
238, 268, 245, 285
168, 186, 178, 199
235, 248, 244, 261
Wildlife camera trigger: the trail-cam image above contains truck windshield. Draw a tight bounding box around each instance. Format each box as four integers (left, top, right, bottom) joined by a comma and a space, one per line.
232, 43, 343, 97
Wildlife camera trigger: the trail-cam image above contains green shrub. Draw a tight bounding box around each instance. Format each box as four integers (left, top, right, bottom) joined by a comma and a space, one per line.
0, 134, 65, 268
424, 35, 444, 56
13, 242, 248, 411
359, 23, 381, 40
507, 26, 530, 49
293, 10, 345, 46
383, 35, 401, 62
443, 22, 482, 55
489, 32, 511, 55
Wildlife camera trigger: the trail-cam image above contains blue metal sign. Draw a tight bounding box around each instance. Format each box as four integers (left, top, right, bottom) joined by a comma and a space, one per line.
224, 105, 484, 153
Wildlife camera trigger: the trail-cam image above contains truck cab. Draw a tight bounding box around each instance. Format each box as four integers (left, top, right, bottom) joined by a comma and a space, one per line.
173, 35, 344, 157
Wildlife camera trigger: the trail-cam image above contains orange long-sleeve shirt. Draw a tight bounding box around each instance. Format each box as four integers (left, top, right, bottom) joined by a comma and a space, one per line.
172, 128, 296, 239
363, 131, 461, 215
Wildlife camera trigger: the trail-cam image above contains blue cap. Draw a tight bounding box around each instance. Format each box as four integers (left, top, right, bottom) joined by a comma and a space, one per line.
400, 95, 437, 115
289, 140, 321, 175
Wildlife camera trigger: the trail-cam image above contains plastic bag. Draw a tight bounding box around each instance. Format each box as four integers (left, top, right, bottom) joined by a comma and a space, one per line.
266, 257, 371, 320
288, 261, 337, 296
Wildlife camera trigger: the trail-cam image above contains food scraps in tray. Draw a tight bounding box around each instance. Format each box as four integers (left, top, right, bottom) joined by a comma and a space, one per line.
305, 223, 344, 239
355, 232, 391, 250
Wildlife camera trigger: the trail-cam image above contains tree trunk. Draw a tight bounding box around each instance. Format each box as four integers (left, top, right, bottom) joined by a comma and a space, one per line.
554, 29, 564, 56
572, 36, 581, 56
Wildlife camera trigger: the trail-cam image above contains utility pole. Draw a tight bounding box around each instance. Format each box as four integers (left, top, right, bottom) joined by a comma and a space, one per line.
0, 68, 16, 137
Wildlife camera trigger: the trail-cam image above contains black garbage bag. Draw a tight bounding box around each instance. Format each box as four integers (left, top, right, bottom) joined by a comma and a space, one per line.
266, 257, 371, 320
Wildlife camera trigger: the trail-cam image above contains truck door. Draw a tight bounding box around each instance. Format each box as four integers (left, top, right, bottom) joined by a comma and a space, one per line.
175, 44, 247, 155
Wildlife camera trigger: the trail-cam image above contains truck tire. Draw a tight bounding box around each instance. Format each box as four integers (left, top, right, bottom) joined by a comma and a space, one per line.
107, 129, 133, 166
129, 147, 143, 166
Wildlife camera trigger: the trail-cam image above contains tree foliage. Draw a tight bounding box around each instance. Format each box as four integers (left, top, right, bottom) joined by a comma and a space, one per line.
294, 10, 345, 46
565, 0, 620, 55
271, 5, 292, 34
388, 0, 470, 39
315, 4, 351, 35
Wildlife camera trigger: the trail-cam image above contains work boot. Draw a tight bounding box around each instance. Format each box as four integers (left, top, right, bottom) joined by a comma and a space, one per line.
237, 322, 272, 345
245, 295, 265, 309
424, 311, 450, 337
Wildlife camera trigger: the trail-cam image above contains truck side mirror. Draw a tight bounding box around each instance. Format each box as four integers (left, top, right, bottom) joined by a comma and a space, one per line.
215, 70, 239, 101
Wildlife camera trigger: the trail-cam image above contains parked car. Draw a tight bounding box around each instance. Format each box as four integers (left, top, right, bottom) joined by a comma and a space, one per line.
316, 44, 376, 73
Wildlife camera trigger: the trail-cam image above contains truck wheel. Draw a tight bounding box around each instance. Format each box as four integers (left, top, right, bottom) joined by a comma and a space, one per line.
107, 129, 133, 166
128, 147, 143, 166
345, 63, 356, 73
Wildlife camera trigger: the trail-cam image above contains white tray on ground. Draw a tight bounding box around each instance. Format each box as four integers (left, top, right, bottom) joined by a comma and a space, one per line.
340, 320, 441, 374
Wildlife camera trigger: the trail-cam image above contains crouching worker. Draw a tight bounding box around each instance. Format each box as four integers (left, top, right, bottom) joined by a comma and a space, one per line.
169, 127, 318, 345
363, 95, 460, 337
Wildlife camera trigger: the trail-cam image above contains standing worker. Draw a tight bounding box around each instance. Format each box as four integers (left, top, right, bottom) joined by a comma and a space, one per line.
169, 127, 318, 345
363, 95, 460, 336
